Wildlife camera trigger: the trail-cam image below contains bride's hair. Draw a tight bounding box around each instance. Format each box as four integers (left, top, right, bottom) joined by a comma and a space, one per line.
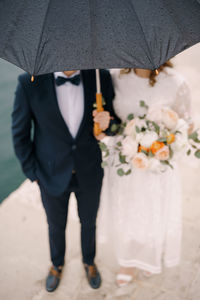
120, 61, 173, 87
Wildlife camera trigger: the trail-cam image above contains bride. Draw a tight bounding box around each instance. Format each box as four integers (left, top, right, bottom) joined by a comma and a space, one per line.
95, 62, 193, 286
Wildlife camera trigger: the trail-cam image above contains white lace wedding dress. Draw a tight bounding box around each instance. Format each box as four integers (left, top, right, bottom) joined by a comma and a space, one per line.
98, 68, 192, 274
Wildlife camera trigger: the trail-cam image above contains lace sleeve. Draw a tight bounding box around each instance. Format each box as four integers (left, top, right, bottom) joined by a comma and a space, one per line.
172, 81, 192, 124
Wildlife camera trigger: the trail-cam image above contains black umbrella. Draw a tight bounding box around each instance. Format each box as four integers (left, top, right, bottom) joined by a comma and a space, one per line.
0, 0, 200, 75
0, 0, 200, 135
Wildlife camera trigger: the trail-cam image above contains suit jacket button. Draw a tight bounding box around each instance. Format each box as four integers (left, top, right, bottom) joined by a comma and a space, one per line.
72, 145, 77, 150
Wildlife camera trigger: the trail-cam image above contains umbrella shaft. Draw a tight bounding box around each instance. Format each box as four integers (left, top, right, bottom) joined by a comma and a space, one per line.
96, 69, 101, 94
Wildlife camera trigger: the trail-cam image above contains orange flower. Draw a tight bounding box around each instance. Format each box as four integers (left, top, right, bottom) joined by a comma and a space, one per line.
150, 141, 165, 154
167, 133, 175, 144
138, 145, 149, 153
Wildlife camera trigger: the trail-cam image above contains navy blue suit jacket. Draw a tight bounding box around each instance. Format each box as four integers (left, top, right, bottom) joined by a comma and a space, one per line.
12, 70, 119, 196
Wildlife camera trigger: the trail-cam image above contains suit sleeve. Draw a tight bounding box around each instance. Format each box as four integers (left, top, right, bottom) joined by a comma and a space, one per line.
102, 71, 121, 136
11, 79, 37, 181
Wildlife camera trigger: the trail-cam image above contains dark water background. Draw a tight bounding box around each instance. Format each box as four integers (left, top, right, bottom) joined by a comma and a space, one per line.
0, 59, 24, 203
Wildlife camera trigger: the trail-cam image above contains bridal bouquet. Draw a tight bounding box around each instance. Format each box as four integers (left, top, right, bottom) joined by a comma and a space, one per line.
100, 101, 200, 176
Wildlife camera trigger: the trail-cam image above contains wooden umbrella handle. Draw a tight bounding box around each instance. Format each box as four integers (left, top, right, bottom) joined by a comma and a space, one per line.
94, 92, 104, 136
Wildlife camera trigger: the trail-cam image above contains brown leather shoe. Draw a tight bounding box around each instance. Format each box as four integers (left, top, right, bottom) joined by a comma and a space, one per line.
46, 265, 63, 292
84, 263, 102, 289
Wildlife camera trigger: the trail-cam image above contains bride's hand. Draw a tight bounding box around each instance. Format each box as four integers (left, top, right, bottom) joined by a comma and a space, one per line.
93, 110, 111, 131
95, 133, 107, 140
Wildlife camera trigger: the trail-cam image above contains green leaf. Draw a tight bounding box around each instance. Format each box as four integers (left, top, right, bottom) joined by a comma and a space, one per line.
169, 147, 174, 159
187, 149, 191, 156
141, 149, 148, 156
119, 152, 127, 164
135, 125, 141, 133
117, 168, 125, 176
117, 141, 122, 147
140, 100, 149, 110
151, 121, 160, 134
127, 113, 134, 120
99, 142, 108, 152
148, 150, 154, 157
104, 150, 110, 158
175, 130, 182, 135
195, 150, 200, 159
189, 131, 200, 143
158, 138, 167, 143
111, 123, 119, 133
189, 131, 198, 140
125, 169, 132, 175
160, 160, 174, 169
139, 114, 146, 120
101, 161, 108, 168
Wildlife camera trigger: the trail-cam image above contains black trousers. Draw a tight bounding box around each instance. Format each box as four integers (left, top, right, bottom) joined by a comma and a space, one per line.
39, 174, 101, 267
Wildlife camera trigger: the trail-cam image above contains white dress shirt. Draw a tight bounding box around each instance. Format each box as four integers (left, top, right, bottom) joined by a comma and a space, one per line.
54, 71, 84, 138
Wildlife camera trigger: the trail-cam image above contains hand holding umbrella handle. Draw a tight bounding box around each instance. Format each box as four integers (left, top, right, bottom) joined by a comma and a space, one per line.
94, 92, 104, 136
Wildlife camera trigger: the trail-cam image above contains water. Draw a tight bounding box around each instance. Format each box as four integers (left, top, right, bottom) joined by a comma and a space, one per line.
0, 59, 25, 203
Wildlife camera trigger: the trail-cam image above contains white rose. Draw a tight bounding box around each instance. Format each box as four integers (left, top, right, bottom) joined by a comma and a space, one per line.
147, 106, 163, 124
162, 107, 178, 130
121, 136, 138, 158
149, 158, 163, 173
132, 153, 149, 169
171, 133, 189, 153
138, 131, 158, 148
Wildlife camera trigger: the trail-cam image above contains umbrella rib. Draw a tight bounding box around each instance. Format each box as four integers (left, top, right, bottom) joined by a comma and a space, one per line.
129, 1, 156, 70
32, 0, 52, 75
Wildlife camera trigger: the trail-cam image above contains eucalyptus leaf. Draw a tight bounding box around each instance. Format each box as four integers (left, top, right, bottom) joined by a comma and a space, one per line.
99, 142, 108, 152
148, 150, 154, 157
127, 113, 134, 120
135, 125, 140, 133
111, 123, 119, 133
119, 152, 127, 164
125, 169, 132, 175
189, 131, 198, 140
104, 150, 110, 158
160, 160, 174, 169
169, 147, 174, 159
117, 141, 122, 147
141, 150, 148, 156
195, 150, 200, 159
151, 121, 160, 134
140, 100, 149, 110
101, 161, 108, 168
117, 168, 125, 176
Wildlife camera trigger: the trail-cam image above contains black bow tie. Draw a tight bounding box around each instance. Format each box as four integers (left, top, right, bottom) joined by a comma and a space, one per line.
55, 74, 81, 86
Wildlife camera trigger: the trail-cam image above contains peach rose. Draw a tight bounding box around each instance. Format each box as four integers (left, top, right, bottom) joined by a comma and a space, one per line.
132, 153, 149, 169
155, 145, 170, 161
162, 108, 178, 130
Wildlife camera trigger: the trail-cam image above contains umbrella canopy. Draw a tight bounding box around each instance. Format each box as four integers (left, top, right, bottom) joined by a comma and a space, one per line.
0, 0, 200, 75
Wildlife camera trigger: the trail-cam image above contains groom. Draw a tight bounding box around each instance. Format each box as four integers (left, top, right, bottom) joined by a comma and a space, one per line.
12, 69, 118, 292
